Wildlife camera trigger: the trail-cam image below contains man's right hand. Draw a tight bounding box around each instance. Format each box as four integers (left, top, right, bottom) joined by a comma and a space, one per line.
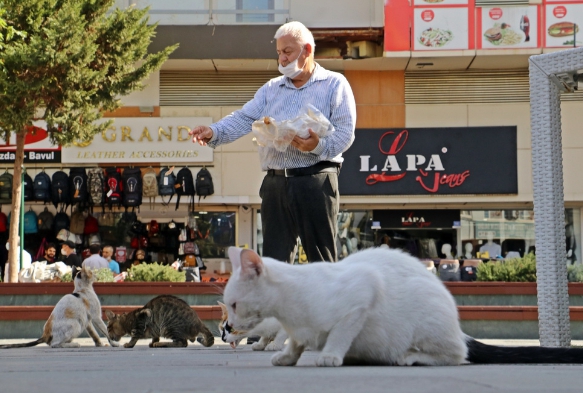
189, 126, 214, 146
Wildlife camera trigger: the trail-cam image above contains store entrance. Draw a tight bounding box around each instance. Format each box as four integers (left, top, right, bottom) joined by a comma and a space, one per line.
377, 228, 457, 260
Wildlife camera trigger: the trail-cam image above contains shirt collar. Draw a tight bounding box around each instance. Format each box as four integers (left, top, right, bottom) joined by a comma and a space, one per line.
279, 63, 327, 88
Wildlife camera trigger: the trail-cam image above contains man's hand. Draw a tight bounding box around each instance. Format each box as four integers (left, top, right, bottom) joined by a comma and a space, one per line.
189, 126, 214, 146
291, 129, 319, 152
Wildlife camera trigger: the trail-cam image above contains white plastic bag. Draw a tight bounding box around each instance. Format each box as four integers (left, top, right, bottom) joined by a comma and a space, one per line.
252, 104, 334, 152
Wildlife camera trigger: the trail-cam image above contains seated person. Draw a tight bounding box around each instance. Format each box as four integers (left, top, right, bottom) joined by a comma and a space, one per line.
34, 242, 56, 264
131, 249, 151, 266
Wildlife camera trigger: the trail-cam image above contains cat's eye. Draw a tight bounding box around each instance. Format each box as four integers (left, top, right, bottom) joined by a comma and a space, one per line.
231, 303, 237, 313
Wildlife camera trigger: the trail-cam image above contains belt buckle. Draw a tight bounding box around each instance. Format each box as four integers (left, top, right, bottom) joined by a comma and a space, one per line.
284, 168, 291, 177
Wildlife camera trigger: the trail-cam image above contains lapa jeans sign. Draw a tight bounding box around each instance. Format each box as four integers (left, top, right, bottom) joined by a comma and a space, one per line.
339, 127, 518, 196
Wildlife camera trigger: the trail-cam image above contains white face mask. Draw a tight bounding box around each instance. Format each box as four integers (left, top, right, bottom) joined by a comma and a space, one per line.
278, 47, 304, 79
61, 248, 67, 256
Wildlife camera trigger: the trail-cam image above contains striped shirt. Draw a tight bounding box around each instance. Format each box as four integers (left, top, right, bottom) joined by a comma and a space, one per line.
208, 63, 357, 170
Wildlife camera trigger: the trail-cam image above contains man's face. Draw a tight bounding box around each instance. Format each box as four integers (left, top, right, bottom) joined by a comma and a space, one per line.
102, 248, 113, 260
45, 247, 56, 258
276, 35, 306, 68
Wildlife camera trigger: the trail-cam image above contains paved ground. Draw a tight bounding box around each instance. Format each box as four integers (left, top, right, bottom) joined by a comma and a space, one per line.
1, 338, 583, 393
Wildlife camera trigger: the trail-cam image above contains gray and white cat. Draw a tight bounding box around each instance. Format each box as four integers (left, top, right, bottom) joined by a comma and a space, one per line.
218, 301, 287, 351
0, 267, 119, 349
224, 246, 583, 367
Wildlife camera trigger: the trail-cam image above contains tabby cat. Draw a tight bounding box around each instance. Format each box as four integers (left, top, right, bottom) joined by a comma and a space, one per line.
0, 267, 119, 349
105, 294, 214, 348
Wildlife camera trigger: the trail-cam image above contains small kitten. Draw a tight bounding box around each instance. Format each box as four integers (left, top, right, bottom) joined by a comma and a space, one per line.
105, 294, 214, 348
0, 267, 119, 349
224, 246, 583, 367
218, 301, 287, 351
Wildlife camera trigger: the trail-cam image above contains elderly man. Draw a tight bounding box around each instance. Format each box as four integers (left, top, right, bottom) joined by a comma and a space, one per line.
82, 244, 109, 271
190, 21, 356, 263
102, 245, 120, 274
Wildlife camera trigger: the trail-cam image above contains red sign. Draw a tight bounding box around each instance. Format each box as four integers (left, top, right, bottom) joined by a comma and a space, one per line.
489, 8, 503, 20
421, 10, 434, 22
553, 6, 567, 18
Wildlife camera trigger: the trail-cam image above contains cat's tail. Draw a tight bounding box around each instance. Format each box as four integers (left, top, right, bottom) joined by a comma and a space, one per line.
0, 338, 44, 349
466, 337, 583, 364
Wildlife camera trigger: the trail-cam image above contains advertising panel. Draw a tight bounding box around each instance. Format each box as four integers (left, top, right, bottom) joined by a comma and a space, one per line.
413, 7, 470, 50
478, 6, 540, 49
544, 3, 583, 47
0, 122, 61, 164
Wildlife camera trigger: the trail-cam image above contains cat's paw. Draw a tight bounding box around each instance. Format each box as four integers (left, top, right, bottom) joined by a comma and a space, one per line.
110, 340, 120, 347
271, 352, 298, 366
265, 342, 284, 351
251, 342, 267, 351
316, 353, 343, 367
123, 343, 134, 348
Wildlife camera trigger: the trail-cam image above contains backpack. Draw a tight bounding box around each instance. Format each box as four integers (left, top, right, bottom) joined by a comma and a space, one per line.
0, 211, 6, 232
149, 220, 160, 236
142, 167, 158, 208
54, 211, 70, 232
23, 173, 34, 201
37, 208, 55, 231
69, 167, 88, 205
122, 167, 142, 208
33, 171, 51, 202
87, 168, 105, 206
84, 214, 99, 235
0, 172, 13, 204
23, 209, 38, 234
158, 167, 175, 206
51, 171, 70, 207
115, 246, 127, 263
70, 210, 86, 235
195, 167, 214, 202
175, 167, 195, 210
105, 167, 123, 207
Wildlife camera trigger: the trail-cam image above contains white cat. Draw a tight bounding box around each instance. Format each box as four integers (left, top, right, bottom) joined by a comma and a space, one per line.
224, 247, 583, 367
218, 302, 287, 351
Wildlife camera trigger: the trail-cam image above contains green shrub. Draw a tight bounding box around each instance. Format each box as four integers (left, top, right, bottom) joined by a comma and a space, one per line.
60, 268, 114, 283
567, 264, 583, 283
126, 262, 185, 282
476, 253, 537, 282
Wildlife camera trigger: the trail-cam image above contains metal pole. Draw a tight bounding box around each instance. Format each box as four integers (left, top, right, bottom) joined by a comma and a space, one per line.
20, 165, 24, 270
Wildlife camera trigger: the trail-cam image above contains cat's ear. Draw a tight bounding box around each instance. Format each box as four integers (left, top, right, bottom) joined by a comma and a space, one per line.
104, 310, 116, 321
217, 301, 228, 313
139, 309, 152, 318
240, 249, 263, 279
228, 247, 243, 270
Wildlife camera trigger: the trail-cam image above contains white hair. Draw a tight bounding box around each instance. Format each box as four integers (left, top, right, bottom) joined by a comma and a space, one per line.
274, 21, 316, 49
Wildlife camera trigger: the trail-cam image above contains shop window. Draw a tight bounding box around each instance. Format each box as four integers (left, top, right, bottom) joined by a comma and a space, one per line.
236, 0, 274, 23
336, 210, 375, 260
194, 211, 236, 259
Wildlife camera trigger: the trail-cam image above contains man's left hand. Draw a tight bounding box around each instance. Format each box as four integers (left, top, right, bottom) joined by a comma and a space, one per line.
291, 129, 319, 152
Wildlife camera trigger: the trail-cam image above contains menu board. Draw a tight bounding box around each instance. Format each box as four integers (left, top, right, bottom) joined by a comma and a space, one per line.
413, 7, 470, 50
479, 6, 539, 49
545, 4, 583, 47
413, 0, 468, 5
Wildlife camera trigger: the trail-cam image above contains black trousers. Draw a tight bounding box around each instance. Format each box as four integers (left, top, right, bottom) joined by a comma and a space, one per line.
260, 170, 339, 263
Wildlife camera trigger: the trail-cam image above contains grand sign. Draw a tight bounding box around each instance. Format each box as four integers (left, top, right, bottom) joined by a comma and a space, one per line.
61, 117, 213, 164
339, 127, 518, 195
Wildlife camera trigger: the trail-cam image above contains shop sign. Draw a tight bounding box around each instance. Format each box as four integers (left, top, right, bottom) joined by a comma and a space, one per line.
339, 127, 518, 196
478, 6, 540, 49
0, 123, 61, 164
474, 221, 535, 239
373, 209, 461, 229
61, 117, 213, 164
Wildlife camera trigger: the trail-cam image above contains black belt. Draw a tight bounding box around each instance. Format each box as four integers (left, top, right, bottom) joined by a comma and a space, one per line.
267, 162, 340, 177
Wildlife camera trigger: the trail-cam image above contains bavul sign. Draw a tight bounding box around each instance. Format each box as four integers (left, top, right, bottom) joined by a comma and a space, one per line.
359, 130, 470, 193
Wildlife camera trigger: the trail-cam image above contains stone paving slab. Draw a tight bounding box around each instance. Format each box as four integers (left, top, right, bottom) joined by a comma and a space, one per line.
1, 337, 583, 393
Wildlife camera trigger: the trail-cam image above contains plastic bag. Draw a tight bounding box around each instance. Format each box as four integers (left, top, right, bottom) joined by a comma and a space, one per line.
252, 104, 334, 152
